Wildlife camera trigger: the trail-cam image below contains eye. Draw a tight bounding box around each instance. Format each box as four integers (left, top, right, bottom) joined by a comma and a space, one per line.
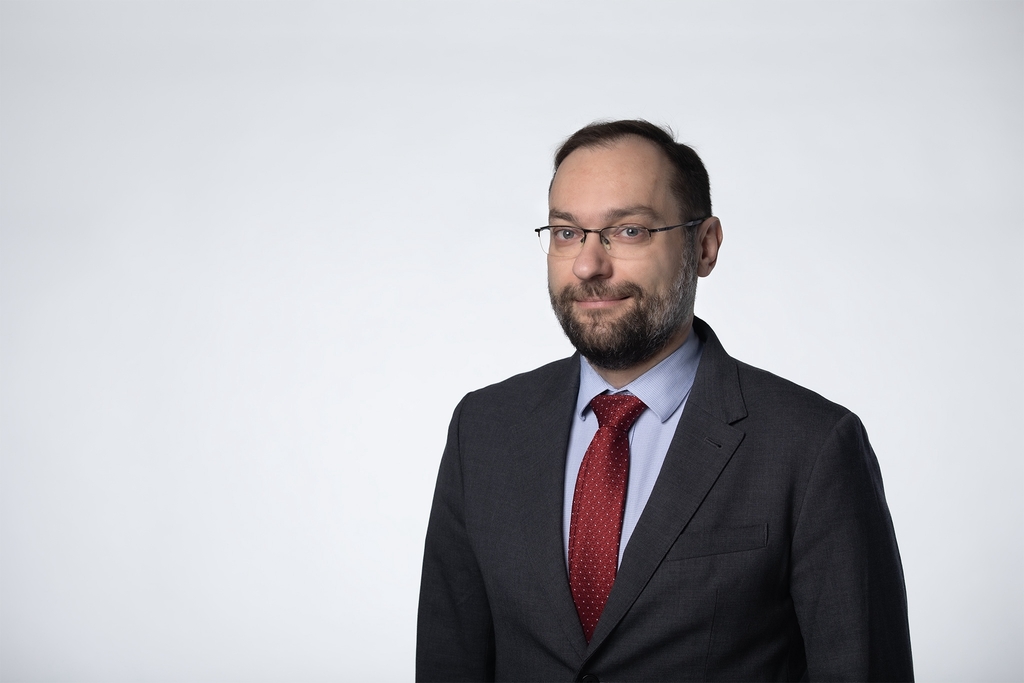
608, 225, 648, 241
551, 227, 581, 242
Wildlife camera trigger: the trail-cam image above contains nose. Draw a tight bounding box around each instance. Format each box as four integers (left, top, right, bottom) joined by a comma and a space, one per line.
571, 233, 613, 281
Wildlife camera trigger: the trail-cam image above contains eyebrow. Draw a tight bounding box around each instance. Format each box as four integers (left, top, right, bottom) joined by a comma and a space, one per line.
548, 209, 579, 224
548, 205, 661, 225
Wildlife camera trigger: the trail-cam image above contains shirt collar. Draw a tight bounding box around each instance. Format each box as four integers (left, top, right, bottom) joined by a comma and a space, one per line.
575, 328, 704, 423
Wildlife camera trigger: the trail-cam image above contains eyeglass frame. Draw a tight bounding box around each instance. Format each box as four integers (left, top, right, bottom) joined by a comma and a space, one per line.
534, 217, 708, 257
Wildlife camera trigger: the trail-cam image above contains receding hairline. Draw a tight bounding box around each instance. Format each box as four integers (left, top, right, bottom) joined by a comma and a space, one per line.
549, 119, 713, 222
553, 132, 673, 171
547, 134, 677, 200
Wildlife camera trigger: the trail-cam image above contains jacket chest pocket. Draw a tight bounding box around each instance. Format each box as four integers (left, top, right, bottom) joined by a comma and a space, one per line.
665, 523, 768, 561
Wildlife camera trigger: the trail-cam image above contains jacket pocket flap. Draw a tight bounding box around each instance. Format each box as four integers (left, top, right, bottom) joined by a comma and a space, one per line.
665, 523, 768, 561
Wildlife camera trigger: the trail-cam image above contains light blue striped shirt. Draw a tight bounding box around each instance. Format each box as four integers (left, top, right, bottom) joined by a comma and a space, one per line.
563, 329, 703, 567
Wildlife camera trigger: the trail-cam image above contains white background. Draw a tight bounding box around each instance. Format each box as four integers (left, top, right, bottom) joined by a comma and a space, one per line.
1, 1, 1021, 680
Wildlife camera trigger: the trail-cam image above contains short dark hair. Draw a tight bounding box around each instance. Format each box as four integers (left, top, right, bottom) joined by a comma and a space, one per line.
553, 119, 711, 222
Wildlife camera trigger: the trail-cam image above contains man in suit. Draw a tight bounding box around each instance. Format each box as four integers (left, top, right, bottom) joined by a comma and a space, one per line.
416, 120, 913, 682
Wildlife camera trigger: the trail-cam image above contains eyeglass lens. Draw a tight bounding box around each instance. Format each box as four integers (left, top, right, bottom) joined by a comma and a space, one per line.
538, 226, 653, 259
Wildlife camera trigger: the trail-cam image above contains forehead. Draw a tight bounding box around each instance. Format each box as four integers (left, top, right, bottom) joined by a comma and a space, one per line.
549, 137, 677, 220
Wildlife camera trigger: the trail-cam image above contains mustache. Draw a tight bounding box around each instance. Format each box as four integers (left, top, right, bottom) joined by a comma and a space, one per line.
553, 280, 644, 305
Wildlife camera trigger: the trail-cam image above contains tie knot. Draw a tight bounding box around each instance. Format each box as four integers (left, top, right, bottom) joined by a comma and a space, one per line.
589, 394, 647, 432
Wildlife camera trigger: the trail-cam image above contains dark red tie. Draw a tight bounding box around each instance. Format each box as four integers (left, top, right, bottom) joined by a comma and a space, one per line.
568, 393, 647, 642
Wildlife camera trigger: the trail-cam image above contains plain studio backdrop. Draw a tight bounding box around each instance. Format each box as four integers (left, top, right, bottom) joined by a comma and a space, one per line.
1, 1, 1021, 680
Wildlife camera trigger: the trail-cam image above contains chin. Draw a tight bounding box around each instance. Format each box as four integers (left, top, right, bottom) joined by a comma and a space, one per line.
572, 313, 621, 336
573, 323, 625, 350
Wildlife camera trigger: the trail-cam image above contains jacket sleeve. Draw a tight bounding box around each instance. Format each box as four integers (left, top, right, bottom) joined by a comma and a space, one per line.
790, 411, 914, 682
416, 397, 496, 682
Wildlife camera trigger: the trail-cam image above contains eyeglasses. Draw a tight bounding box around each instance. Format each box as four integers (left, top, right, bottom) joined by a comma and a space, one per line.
535, 218, 707, 259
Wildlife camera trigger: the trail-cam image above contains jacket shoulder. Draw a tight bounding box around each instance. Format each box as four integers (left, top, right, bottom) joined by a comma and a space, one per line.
460, 355, 579, 413
691, 318, 853, 431
734, 360, 851, 422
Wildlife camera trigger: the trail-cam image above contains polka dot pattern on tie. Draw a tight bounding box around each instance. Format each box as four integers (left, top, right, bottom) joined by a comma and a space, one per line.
567, 393, 647, 643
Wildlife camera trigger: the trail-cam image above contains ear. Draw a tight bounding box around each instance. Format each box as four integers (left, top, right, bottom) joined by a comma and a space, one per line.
696, 217, 723, 277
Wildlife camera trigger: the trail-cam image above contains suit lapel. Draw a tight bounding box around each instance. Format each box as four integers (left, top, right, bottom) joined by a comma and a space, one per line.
586, 319, 748, 654
513, 356, 590, 659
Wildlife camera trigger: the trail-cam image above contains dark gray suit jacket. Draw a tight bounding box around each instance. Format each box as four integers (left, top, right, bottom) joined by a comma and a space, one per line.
417, 319, 913, 681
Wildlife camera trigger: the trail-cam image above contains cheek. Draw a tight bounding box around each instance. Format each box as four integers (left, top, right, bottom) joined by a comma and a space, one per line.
619, 262, 659, 287
547, 260, 573, 289
656, 251, 688, 282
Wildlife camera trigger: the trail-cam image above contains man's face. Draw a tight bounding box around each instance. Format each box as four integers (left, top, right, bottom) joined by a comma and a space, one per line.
547, 137, 697, 370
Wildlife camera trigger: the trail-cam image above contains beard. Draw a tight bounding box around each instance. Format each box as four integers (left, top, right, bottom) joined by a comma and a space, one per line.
549, 250, 697, 371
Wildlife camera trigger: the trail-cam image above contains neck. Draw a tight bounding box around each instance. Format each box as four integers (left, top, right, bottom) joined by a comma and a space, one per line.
588, 317, 693, 390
